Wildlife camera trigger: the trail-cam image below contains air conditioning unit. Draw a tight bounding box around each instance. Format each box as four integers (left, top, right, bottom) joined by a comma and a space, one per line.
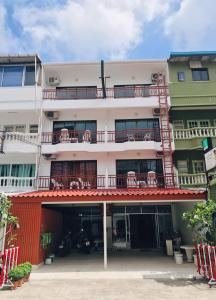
153, 108, 160, 116
151, 73, 163, 84
42, 153, 57, 160
45, 111, 60, 120
48, 76, 60, 86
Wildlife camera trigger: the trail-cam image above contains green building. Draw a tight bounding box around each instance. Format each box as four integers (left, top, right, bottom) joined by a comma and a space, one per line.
168, 52, 216, 191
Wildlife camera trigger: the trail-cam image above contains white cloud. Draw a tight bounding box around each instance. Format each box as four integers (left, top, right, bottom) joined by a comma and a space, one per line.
165, 0, 216, 50
9, 0, 174, 60
0, 5, 20, 54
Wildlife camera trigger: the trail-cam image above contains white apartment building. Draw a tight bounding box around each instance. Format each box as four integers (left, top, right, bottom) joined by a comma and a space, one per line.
0, 55, 205, 266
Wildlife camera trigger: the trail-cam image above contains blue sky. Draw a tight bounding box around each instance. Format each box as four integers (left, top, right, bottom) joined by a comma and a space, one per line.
0, 0, 215, 62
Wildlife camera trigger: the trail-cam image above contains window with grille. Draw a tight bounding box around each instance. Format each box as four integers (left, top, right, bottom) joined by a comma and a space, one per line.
192, 68, 209, 81
177, 160, 188, 174
187, 120, 209, 128
4, 125, 26, 133
192, 161, 205, 173
29, 124, 38, 133
173, 120, 184, 129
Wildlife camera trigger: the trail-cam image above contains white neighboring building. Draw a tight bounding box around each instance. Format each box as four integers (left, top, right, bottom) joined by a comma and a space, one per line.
0, 55, 42, 193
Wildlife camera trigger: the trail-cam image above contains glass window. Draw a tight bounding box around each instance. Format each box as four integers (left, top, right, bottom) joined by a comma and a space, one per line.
188, 120, 209, 128
177, 72, 185, 81
11, 164, 35, 177
177, 160, 188, 174
0, 164, 10, 176
4, 125, 26, 133
29, 124, 38, 133
173, 120, 184, 129
2, 66, 23, 86
0, 67, 3, 86
114, 85, 135, 98
192, 161, 205, 173
192, 68, 209, 81
25, 66, 35, 86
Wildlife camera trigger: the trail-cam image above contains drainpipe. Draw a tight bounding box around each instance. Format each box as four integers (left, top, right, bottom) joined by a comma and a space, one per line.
100, 60, 106, 99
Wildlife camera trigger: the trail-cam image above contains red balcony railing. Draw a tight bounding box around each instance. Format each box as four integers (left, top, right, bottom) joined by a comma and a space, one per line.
43, 86, 168, 100
41, 130, 105, 144
38, 175, 106, 190
107, 128, 161, 143
38, 174, 176, 190
41, 129, 162, 144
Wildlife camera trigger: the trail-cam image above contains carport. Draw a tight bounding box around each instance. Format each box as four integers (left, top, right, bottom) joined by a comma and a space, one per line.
10, 188, 206, 269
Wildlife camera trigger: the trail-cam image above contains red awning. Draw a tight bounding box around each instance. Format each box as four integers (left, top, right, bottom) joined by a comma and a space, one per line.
10, 188, 206, 203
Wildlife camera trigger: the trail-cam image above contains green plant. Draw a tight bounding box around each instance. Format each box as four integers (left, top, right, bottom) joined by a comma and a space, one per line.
8, 266, 25, 282
183, 198, 216, 243
18, 262, 32, 275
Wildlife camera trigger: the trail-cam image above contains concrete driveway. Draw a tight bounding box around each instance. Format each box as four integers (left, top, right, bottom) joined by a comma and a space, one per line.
1, 277, 215, 300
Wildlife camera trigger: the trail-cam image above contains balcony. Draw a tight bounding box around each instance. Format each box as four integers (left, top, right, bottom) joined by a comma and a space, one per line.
38, 174, 174, 190
173, 127, 216, 149
41, 128, 162, 154
2, 132, 39, 153
178, 173, 207, 187
42, 86, 168, 110
0, 177, 36, 193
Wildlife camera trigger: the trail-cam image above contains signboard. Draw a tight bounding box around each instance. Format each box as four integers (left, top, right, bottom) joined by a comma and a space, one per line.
204, 146, 216, 171
201, 137, 213, 152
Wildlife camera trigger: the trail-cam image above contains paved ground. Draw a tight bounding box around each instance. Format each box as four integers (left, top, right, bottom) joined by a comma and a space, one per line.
1, 278, 216, 300
1, 251, 215, 299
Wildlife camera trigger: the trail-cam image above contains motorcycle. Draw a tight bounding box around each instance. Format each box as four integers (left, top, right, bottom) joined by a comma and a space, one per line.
76, 230, 91, 254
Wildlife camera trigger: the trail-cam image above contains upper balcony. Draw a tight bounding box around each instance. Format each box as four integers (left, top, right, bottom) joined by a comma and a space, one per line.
41, 128, 163, 154
1, 132, 39, 153
42, 85, 168, 111
173, 127, 216, 150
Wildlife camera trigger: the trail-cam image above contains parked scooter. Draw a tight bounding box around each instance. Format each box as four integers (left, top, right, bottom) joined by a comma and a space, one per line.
76, 229, 91, 254
58, 231, 72, 257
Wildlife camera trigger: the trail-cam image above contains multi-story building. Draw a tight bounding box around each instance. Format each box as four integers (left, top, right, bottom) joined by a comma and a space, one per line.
0, 56, 205, 266
168, 52, 216, 190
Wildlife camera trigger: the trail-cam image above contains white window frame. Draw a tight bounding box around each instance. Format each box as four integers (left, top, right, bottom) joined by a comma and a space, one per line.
177, 160, 188, 174
173, 120, 184, 129
29, 124, 38, 133
187, 120, 210, 128
4, 124, 26, 133
192, 160, 205, 173
0, 64, 35, 87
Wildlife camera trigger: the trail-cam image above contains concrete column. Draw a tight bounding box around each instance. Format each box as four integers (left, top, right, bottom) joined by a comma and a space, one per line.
103, 202, 107, 270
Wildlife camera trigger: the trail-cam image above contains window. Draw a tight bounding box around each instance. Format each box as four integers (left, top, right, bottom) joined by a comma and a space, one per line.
24, 66, 35, 86
177, 160, 188, 174
114, 84, 150, 98
2, 66, 24, 87
0, 65, 35, 87
4, 125, 26, 133
192, 68, 209, 81
187, 120, 210, 128
0, 164, 35, 177
192, 161, 205, 173
56, 86, 97, 99
115, 119, 160, 142
177, 72, 185, 81
116, 159, 163, 175
173, 120, 184, 129
29, 124, 38, 133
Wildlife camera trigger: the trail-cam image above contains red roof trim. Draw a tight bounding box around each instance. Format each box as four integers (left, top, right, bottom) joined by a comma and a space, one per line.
10, 188, 206, 204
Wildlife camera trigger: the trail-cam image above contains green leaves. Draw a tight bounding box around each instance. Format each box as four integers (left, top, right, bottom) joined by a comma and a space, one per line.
0, 192, 18, 229
182, 199, 216, 243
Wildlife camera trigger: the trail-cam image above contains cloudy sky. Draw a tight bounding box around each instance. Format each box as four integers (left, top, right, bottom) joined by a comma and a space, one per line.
0, 0, 215, 62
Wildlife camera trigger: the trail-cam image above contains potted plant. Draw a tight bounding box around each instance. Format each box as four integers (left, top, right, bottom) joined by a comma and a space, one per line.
19, 262, 32, 281
8, 266, 25, 289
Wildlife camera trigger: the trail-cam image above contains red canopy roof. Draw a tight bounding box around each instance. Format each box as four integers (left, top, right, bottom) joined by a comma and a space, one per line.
10, 188, 206, 203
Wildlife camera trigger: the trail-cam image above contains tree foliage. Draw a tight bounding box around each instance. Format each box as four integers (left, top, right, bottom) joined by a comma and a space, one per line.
0, 192, 18, 230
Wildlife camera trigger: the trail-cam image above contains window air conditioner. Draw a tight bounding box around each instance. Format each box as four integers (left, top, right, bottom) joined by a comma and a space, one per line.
42, 154, 57, 160
151, 73, 163, 84
48, 77, 60, 86
45, 111, 60, 120
153, 108, 160, 116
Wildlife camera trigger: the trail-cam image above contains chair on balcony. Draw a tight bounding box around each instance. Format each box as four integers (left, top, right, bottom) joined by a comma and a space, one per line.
51, 178, 64, 190
147, 171, 157, 187
69, 180, 80, 189
78, 177, 91, 189
143, 132, 152, 141
59, 128, 71, 143
127, 134, 135, 142
127, 171, 139, 188
82, 130, 91, 143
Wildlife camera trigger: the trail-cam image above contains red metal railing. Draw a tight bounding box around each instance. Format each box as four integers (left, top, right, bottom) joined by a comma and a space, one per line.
43, 86, 168, 100
41, 129, 163, 144
107, 128, 161, 143
38, 175, 106, 190
38, 174, 176, 190
0, 246, 19, 289
41, 130, 105, 144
